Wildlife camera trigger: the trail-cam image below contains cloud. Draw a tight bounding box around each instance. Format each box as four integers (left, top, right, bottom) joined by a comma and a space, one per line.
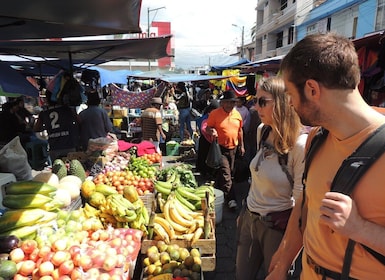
141, 0, 256, 69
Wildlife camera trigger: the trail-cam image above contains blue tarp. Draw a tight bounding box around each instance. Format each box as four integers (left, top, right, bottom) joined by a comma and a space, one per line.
210, 58, 250, 71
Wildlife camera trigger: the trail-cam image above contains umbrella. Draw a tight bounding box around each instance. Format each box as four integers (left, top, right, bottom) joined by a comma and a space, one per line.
0, 62, 39, 97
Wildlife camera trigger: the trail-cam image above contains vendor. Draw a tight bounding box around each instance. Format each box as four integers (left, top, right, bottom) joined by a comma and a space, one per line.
140, 97, 166, 154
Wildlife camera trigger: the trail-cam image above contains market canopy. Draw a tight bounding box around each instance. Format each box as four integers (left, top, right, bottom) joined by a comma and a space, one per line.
0, 0, 142, 40
129, 72, 231, 83
210, 58, 250, 72
0, 62, 39, 97
0, 36, 172, 71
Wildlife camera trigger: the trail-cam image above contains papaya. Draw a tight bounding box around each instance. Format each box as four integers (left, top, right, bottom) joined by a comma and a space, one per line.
81, 180, 96, 199
123, 185, 139, 203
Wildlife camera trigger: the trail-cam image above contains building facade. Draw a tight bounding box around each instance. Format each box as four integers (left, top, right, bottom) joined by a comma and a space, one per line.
241, 0, 384, 62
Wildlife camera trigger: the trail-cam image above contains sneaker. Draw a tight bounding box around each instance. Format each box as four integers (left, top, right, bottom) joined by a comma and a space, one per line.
228, 200, 237, 209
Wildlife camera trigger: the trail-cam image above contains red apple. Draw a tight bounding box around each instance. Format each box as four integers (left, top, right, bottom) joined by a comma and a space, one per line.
78, 255, 93, 271
19, 260, 36, 276
70, 268, 83, 280
52, 239, 67, 252
85, 267, 100, 279
59, 260, 74, 275
9, 248, 25, 263
68, 245, 81, 258
21, 239, 38, 254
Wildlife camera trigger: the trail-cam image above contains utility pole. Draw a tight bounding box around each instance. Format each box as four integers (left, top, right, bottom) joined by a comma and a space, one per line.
147, 6, 166, 70
232, 24, 245, 59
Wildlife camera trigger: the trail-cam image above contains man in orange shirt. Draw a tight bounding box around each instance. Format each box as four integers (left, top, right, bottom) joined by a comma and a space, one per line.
266, 33, 385, 279
206, 90, 245, 209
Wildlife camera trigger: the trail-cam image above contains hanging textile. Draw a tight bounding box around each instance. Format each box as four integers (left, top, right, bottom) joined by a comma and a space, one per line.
226, 76, 247, 96
110, 83, 156, 109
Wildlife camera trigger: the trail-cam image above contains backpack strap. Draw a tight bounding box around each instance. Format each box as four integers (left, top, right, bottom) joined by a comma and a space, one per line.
302, 124, 385, 279
333, 123, 385, 279
259, 125, 293, 185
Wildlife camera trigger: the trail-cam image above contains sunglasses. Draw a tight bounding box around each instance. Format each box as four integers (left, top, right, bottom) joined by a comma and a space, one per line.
254, 97, 274, 108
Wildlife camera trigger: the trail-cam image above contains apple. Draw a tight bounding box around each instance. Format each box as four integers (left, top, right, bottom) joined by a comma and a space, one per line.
52, 251, 70, 266
21, 239, 38, 254
40, 276, 54, 280
70, 268, 83, 280
59, 260, 74, 275
109, 237, 122, 248
52, 239, 68, 252
19, 260, 37, 276
90, 251, 106, 268
99, 230, 110, 241
10, 248, 25, 263
102, 255, 117, 272
68, 245, 81, 258
98, 272, 111, 280
38, 261, 55, 276
28, 247, 40, 262
78, 255, 93, 271
85, 267, 100, 279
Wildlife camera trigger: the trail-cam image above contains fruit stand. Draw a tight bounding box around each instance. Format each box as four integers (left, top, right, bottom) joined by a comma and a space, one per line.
0, 142, 216, 280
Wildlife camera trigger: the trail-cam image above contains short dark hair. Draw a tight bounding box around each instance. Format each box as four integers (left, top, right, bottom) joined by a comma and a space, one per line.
280, 32, 360, 97
87, 93, 101, 106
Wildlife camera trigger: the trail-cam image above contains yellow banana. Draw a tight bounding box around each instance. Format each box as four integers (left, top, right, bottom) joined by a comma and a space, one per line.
154, 215, 176, 240
153, 222, 170, 244
163, 200, 189, 233
187, 220, 200, 234
174, 198, 202, 220
191, 227, 203, 245
174, 233, 194, 241
168, 200, 194, 228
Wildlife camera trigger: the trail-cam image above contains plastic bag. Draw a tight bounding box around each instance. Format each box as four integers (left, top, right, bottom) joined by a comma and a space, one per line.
205, 139, 222, 169
0, 136, 32, 180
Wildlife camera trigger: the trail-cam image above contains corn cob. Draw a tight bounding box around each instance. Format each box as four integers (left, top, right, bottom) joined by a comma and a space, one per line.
0, 209, 46, 233
5, 181, 57, 195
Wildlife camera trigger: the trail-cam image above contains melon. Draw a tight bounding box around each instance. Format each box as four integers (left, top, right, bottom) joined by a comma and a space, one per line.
32, 172, 60, 187
54, 189, 72, 207
59, 175, 82, 189
57, 181, 81, 200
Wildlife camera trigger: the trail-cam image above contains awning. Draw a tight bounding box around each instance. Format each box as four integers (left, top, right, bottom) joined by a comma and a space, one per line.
0, 0, 142, 40
210, 58, 250, 71
0, 36, 172, 72
239, 55, 285, 73
130, 72, 231, 83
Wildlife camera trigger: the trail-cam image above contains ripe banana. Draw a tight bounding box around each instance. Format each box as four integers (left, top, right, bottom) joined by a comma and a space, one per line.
153, 222, 170, 244
187, 220, 200, 234
191, 227, 203, 245
168, 200, 194, 228
163, 200, 189, 233
154, 215, 176, 240
173, 198, 194, 221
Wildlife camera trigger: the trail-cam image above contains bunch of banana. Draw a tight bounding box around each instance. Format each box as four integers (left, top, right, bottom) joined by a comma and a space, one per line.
174, 184, 215, 212
151, 193, 207, 244
102, 193, 138, 223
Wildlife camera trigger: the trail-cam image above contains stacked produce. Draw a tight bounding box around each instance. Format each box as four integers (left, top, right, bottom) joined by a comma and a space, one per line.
80, 180, 150, 232
149, 164, 215, 244
1, 209, 143, 280
142, 241, 202, 280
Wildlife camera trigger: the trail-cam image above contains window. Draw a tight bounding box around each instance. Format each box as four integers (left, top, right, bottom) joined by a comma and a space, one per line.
376, 0, 385, 30
288, 26, 294, 44
276, 31, 283, 48
280, 0, 287, 10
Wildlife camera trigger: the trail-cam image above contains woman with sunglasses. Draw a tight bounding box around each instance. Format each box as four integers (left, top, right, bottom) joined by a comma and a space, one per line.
235, 76, 307, 279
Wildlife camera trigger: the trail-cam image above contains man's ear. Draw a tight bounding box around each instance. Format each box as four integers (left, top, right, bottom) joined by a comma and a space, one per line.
304, 79, 321, 99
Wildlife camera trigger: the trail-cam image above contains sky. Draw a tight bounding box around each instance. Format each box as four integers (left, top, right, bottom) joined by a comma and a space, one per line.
140, 0, 257, 70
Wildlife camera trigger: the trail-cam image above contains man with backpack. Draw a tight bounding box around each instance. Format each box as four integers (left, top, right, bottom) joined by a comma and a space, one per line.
267, 33, 385, 279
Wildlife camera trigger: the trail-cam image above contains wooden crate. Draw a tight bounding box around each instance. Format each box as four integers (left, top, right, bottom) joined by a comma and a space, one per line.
141, 215, 216, 255
139, 192, 155, 214
201, 254, 216, 271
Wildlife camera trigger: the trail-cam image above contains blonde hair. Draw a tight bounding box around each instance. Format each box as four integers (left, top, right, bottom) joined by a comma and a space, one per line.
258, 76, 302, 154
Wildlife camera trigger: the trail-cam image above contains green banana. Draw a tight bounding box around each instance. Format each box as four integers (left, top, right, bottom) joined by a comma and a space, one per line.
154, 180, 172, 195
175, 190, 196, 211
176, 186, 201, 201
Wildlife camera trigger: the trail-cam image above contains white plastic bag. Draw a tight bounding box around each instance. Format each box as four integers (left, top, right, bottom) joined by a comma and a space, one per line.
0, 136, 32, 180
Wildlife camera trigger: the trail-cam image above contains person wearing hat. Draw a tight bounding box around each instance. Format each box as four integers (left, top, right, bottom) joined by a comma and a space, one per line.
206, 90, 245, 210
174, 82, 193, 141
140, 97, 166, 154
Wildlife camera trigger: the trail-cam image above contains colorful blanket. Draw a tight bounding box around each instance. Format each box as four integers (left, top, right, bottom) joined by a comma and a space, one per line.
110, 83, 156, 109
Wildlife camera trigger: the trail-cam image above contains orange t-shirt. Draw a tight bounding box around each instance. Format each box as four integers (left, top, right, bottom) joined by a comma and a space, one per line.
206, 107, 242, 149
302, 122, 385, 279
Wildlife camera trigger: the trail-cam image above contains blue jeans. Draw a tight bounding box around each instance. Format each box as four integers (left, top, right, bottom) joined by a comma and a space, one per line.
178, 108, 193, 140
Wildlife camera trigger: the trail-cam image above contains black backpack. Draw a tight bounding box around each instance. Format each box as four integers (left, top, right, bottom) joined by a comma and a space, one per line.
302, 123, 385, 279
